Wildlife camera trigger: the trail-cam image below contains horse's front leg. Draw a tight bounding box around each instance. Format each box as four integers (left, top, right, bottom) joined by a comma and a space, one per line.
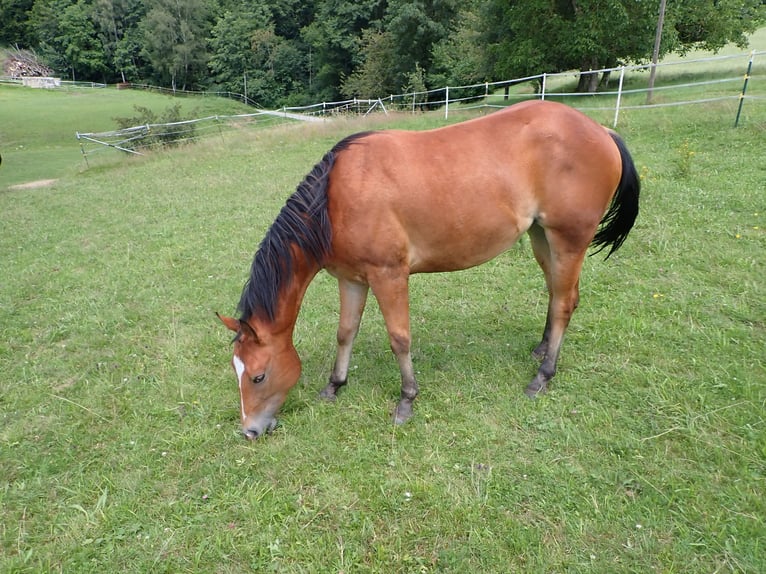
369, 271, 418, 424
320, 278, 369, 401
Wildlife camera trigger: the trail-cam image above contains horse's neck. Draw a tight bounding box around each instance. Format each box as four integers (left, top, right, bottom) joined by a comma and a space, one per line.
269, 249, 321, 338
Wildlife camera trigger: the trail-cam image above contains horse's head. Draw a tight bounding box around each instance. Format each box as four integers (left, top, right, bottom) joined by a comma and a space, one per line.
217, 314, 301, 439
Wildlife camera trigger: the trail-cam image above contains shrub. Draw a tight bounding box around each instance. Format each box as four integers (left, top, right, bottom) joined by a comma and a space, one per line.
113, 103, 196, 150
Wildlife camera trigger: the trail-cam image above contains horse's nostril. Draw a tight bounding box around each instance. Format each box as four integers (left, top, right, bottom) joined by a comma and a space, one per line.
243, 428, 259, 440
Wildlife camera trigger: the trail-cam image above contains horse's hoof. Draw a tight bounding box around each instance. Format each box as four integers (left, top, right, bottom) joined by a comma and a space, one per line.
318, 386, 338, 401
393, 402, 413, 425
524, 383, 547, 399
319, 378, 346, 401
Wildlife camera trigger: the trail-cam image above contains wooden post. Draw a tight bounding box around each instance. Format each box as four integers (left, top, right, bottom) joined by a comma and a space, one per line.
647, 0, 667, 104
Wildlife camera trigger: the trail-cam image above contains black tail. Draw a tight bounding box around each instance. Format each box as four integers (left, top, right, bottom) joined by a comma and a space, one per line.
591, 132, 640, 259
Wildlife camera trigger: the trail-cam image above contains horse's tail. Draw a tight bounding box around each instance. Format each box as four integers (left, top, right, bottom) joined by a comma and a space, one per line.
591, 131, 641, 259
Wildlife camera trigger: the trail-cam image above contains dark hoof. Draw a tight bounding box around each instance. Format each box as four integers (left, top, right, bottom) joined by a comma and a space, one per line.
318, 385, 338, 402
319, 378, 346, 401
393, 401, 414, 425
524, 382, 547, 399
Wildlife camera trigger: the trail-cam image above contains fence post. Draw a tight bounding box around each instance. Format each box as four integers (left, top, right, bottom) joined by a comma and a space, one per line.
541, 74, 547, 100
613, 66, 626, 129
734, 51, 755, 127
76, 132, 90, 169
445, 86, 449, 119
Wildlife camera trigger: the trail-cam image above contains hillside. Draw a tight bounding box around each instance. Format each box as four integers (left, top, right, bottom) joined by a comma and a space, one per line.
0, 85, 253, 189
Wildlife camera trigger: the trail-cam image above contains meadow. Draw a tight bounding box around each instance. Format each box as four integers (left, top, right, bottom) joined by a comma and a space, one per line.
1, 59, 764, 572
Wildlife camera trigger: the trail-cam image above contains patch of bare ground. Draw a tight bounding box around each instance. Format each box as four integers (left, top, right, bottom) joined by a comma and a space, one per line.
7, 179, 58, 190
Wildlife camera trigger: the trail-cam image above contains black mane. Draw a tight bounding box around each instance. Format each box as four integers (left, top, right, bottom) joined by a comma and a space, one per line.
237, 132, 372, 322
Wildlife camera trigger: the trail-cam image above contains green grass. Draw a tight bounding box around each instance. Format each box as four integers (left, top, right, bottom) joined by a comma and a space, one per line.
1, 62, 765, 572
0, 85, 253, 188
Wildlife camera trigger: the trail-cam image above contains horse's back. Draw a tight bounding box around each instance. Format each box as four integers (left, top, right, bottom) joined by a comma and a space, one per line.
326, 101, 622, 277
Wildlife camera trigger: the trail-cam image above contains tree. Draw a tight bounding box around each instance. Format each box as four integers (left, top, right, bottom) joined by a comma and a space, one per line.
302, 0, 386, 101
208, 6, 271, 98
666, 0, 764, 54
91, 0, 145, 82
29, 0, 108, 81
482, 0, 764, 93
430, 1, 489, 87
340, 29, 398, 98
208, 4, 309, 108
341, 0, 466, 99
384, 0, 460, 85
0, 0, 37, 47
268, 0, 317, 41
140, 0, 210, 90
59, 0, 108, 80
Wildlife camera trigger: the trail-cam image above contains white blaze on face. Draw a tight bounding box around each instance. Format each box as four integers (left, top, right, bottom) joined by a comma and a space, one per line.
232, 354, 247, 422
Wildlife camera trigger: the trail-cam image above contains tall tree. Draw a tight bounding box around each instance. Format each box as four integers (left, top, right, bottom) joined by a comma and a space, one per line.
341, 0, 465, 98
302, 0, 386, 100
0, 0, 36, 47
430, 1, 488, 88
30, 0, 108, 81
140, 0, 210, 90
268, 0, 317, 40
58, 0, 108, 80
667, 0, 764, 54
209, 5, 300, 107
91, 0, 145, 82
482, 0, 764, 92
384, 0, 460, 83
340, 29, 397, 98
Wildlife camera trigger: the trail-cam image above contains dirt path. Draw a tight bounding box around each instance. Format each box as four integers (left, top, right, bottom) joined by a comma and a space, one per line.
7, 179, 58, 190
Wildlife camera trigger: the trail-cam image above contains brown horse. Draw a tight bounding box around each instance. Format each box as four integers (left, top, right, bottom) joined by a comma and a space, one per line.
218, 100, 640, 439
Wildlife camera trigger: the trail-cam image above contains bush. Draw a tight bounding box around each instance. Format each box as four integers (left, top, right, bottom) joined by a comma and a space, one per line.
113, 103, 196, 150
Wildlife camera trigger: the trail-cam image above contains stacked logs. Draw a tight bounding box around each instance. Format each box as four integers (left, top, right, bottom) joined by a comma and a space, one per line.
3, 49, 53, 78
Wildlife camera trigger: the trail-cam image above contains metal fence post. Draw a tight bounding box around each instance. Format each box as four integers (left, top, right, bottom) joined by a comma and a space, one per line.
613, 66, 626, 129
734, 51, 755, 127
445, 86, 449, 119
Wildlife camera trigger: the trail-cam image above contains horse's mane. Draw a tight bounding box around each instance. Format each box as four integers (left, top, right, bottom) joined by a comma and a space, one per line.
237, 131, 373, 323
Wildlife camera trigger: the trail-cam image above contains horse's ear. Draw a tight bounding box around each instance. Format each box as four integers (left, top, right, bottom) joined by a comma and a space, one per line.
216, 313, 240, 332
238, 319, 260, 343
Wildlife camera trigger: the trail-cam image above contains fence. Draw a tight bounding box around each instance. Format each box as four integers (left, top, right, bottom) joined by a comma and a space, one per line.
74, 49, 764, 161
282, 50, 764, 127
75, 110, 322, 164
0, 77, 107, 89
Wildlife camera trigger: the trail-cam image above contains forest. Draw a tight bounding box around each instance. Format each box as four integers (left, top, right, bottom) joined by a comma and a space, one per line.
1, 0, 763, 108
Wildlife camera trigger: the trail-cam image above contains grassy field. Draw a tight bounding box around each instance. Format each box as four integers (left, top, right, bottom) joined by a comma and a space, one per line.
1, 60, 765, 572
0, 85, 253, 188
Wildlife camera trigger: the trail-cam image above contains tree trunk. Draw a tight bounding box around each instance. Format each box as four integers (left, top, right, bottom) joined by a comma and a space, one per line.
577, 58, 600, 93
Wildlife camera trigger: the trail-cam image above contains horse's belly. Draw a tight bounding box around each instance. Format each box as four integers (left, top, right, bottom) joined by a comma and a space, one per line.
407, 222, 526, 273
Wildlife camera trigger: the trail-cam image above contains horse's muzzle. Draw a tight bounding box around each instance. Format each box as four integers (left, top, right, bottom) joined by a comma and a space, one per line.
242, 417, 278, 440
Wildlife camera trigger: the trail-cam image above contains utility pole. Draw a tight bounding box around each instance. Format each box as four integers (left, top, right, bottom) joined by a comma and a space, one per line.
646, 0, 667, 104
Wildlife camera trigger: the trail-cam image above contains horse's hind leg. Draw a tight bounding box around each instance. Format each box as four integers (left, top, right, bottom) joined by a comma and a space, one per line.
320, 278, 369, 401
527, 223, 553, 360
525, 227, 586, 397
367, 272, 418, 425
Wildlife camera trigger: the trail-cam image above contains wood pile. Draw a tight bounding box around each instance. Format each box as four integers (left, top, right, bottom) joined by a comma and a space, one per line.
2, 49, 53, 78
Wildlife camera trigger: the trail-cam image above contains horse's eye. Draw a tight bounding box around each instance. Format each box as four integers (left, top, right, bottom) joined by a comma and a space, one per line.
252, 373, 265, 384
